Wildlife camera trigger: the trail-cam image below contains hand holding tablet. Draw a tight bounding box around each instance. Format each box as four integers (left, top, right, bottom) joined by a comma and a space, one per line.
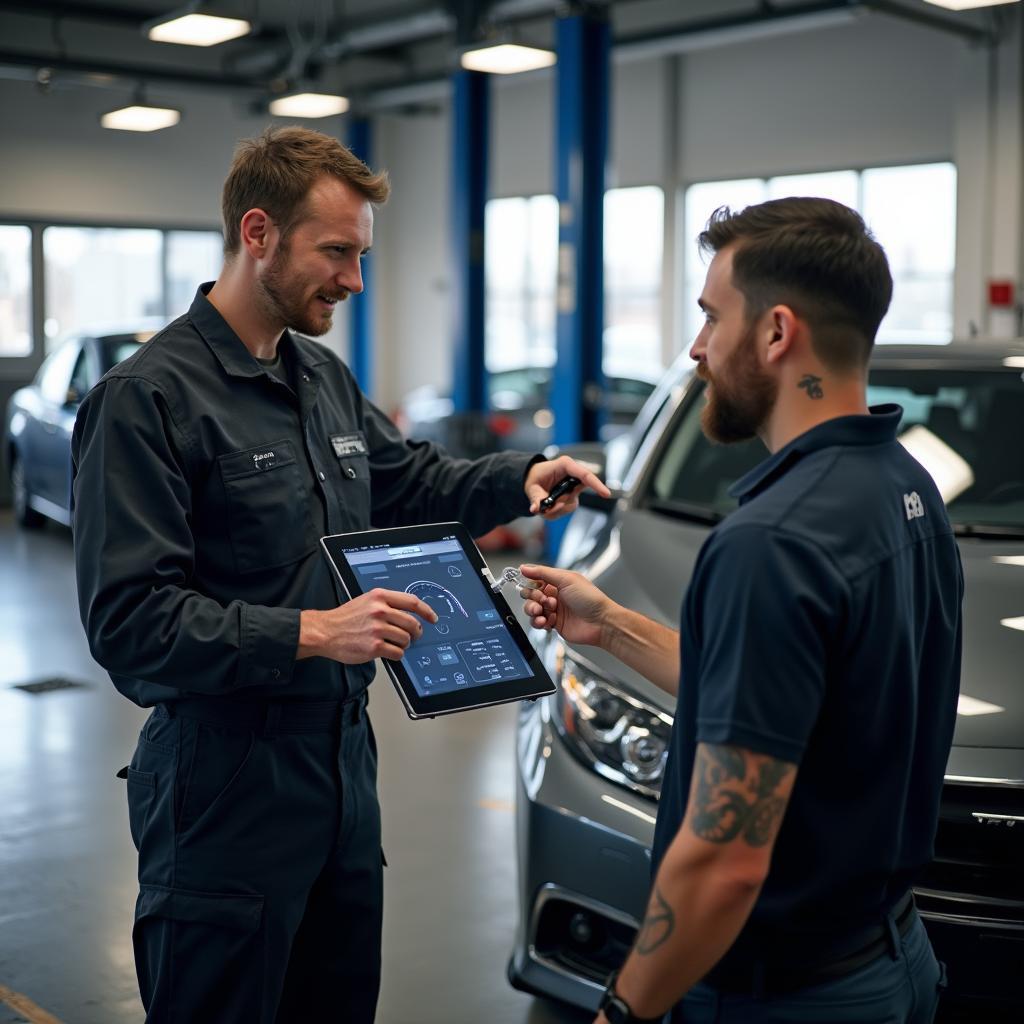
321, 523, 556, 719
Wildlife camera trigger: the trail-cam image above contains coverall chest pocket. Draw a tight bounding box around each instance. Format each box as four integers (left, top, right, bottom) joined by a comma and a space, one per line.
334, 446, 371, 528
218, 439, 314, 574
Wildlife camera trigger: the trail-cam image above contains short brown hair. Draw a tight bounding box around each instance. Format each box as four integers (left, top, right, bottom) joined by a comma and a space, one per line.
699, 197, 892, 373
221, 125, 391, 257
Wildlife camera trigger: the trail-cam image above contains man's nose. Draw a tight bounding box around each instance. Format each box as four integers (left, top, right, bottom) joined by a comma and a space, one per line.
338, 260, 363, 295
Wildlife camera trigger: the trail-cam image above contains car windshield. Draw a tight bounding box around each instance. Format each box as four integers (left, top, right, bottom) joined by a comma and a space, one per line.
646, 367, 1024, 532
99, 335, 145, 373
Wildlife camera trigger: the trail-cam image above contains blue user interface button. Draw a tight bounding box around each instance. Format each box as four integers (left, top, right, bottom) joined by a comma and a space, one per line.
476, 610, 499, 623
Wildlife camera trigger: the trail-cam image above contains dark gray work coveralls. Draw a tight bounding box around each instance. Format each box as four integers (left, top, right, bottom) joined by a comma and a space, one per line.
72, 285, 539, 1024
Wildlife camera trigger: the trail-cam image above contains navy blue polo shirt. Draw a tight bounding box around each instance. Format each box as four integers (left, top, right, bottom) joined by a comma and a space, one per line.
651, 405, 963, 951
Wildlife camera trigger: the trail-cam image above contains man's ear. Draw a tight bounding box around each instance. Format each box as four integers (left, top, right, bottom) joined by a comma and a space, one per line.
239, 208, 275, 259
764, 305, 798, 365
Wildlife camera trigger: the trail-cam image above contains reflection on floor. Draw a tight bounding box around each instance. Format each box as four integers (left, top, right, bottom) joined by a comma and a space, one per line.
0, 511, 589, 1024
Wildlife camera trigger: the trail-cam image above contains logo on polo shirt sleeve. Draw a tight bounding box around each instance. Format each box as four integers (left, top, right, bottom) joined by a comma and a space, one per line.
903, 491, 925, 521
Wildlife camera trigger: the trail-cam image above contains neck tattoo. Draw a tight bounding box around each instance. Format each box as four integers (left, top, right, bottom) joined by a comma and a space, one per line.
798, 374, 824, 399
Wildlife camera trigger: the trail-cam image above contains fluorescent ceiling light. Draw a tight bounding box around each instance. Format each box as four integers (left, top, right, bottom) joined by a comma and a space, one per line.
922, 0, 1019, 9
268, 93, 350, 118
957, 694, 1006, 716
1003, 356, 1024, 368
101, 105, 181, 132
147, 13, 251, 47
460, 43, 556, 75
1001, 615, 1024, 632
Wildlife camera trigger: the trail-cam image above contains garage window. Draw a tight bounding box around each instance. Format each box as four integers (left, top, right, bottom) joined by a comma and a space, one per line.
40, 226, 222, 353
0, 225, 32, 357
683, 162, 957, 348
485, 186, 666, 379
166, 230, 224, 318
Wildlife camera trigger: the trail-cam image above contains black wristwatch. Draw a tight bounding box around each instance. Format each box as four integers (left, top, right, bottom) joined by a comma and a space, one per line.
598, 971, 663, 1024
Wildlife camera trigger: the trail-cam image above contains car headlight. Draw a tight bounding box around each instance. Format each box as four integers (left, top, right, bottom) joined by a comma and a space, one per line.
550, 640, 672, 800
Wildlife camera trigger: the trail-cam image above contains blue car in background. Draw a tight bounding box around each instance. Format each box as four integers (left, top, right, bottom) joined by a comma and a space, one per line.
5, 323, 159, 528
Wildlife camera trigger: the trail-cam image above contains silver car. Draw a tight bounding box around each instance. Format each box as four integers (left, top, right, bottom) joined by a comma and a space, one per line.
508, 342, 1024, 1017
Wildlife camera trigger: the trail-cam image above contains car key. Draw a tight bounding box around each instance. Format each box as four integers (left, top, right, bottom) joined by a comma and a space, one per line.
539, 475, 581, 513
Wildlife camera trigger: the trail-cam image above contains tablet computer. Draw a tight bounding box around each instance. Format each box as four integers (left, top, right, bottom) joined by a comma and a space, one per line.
320, 522, 555, 719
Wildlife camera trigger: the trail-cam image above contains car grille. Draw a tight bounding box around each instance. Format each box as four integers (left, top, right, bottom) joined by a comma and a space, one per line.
915, 784, 1024, 924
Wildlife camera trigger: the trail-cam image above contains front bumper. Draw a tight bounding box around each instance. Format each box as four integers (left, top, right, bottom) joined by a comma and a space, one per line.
510, 699, 1024, 1014
508, 695, 655, 1011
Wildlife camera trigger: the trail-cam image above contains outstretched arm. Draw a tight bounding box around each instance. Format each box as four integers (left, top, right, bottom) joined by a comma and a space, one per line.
519, 564, 681, 696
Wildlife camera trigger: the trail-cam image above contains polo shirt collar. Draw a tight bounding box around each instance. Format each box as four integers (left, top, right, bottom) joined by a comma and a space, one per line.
189, 282, 332, 380
729, 404, 904, 503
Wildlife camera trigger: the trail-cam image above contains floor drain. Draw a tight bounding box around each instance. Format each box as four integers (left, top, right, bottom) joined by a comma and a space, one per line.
12, 677, 90, 695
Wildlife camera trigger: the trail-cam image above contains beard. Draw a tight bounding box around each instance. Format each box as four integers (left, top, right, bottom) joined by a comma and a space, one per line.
256, 243, 347, 338
698, 325, 777, 444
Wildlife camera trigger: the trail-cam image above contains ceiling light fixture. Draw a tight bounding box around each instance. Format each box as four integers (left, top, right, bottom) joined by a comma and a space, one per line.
921, 0, 1020, 10
460, 43, 556, 75
101, 104, 181, 132
145, 4, 252, 47
268, 92, 350, 118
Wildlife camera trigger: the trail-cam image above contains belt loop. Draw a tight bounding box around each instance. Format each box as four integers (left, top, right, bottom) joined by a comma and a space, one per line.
263, 703, 282, 737
884, 910, 901, 961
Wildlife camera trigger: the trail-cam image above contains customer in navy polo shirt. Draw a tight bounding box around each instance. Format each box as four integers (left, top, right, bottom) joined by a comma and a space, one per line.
521, 197, 963, 1024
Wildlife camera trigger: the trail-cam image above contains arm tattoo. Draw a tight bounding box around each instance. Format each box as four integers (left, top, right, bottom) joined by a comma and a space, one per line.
797, 374, 824, 399
689, 744, 795, 847
635, 884, 675, 956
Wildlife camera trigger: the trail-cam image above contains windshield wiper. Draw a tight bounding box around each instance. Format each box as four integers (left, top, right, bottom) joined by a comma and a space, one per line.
953, 523, 1024, 539
645, 498, 724, 526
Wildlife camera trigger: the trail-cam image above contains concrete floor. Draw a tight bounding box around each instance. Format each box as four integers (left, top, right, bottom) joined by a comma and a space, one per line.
0, 510, 588, 1024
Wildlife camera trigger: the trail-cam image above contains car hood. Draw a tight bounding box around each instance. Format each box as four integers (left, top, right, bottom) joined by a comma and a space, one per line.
572, 509, 1024, 754
953, 537, 1024, 750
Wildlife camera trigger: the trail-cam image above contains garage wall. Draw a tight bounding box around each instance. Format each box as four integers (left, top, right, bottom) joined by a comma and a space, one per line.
0, 9, 1020, 419
677, 16, 959, 183
372, 10, 1014, 407
373, 108, 452, 419
0, 80, 257, 226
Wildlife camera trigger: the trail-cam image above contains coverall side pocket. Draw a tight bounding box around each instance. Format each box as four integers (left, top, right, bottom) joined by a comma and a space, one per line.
133, 885, 265, 1020
123, 767, 156, 852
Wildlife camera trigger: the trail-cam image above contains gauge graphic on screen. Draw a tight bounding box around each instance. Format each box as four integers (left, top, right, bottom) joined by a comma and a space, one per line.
405, 580, 469, 635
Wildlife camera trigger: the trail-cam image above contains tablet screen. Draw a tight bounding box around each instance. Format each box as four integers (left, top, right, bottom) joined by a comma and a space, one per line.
341, 533, 532, 699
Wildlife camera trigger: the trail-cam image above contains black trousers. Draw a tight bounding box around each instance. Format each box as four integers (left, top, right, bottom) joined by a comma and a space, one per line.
123, 698, 383, 1024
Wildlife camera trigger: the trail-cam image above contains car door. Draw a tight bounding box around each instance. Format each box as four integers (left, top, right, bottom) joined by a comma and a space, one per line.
52, 342, 95, 511
32, 339, 83, 508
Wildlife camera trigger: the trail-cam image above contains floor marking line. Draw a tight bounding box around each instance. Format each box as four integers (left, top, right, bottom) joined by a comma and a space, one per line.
0, 983, 66, 1024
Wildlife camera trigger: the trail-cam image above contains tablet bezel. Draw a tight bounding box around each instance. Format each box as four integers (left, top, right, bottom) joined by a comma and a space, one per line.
320, 522, 555, 719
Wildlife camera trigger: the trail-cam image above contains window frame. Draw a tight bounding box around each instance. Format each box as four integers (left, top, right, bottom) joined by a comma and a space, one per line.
0, 216, 221, 382
484, 184, 667, 380
679, 158, 957, 352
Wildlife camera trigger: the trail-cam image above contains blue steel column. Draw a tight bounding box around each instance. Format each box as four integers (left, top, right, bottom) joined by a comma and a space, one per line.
553, 9, 609, 447
348, 117, 374, 396
450, 69, 489, 414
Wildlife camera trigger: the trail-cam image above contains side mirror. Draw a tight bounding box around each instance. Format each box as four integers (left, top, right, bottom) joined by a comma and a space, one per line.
542, 442, 607, 479
578, 488, 620, 513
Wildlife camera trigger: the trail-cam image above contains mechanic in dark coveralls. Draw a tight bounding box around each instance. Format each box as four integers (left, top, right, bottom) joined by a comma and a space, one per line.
521, 199, 962, 1024
72, 125, 607, 1024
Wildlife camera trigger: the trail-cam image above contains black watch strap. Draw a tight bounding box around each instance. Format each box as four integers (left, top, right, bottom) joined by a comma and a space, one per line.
598, 971, 663, 1024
